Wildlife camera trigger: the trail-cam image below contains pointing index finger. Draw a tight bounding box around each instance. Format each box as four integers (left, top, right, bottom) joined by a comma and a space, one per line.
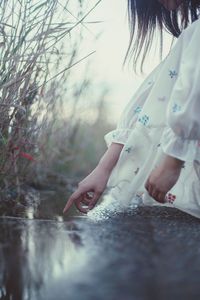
63, 189, 83, 214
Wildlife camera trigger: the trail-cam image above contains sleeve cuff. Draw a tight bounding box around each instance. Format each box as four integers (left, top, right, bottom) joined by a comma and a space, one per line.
161, 127, 200, 163
104, 128, 132, 148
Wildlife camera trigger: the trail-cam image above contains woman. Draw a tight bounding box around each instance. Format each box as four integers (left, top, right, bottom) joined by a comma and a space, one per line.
63, 0, 200, 219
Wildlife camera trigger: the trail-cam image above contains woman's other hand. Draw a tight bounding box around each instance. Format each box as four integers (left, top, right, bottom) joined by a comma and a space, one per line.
145, 154, 184, 203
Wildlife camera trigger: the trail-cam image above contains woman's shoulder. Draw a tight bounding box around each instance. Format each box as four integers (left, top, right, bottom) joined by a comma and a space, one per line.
180, 16, 200, 39
142, 17, 200, 83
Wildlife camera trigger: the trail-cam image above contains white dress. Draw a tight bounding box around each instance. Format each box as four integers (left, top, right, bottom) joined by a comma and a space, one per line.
89, 17, 200, 220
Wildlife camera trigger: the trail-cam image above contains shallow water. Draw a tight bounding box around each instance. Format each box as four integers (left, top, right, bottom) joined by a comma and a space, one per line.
0, 217, 87, 299
0, 188, 88, 300
1, 189, 200, 300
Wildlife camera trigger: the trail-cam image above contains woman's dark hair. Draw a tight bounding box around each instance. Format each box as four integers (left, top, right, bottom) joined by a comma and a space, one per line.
125, 0, 200, 74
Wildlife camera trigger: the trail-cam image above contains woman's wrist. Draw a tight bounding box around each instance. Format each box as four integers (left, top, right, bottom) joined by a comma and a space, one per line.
162, 154, 184, 169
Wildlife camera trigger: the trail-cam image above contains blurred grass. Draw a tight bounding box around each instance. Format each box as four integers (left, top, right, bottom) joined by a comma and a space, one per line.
0, 0, 116, 208
32, 91, 114, 186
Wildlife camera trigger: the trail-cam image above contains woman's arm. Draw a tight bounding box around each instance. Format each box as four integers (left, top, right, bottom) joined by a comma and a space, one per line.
97, 142, 124, 173
63, 142, 124, 213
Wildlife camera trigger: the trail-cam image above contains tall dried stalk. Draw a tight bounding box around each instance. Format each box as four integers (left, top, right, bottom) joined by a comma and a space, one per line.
0, 0, 102, 200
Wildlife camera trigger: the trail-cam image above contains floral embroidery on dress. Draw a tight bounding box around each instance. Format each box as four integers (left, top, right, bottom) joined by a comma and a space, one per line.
138, 114, 149, 126
172, 103, 181, 112
134, 167, 139, 175
169, 70, 178, 78
134, 106, 142, 113
112, 133, 117, 138
165, 193, 176, 204
125, 147, 133, 153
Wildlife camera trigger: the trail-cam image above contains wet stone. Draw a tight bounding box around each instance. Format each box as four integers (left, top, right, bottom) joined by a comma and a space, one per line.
0, 206, 200, 300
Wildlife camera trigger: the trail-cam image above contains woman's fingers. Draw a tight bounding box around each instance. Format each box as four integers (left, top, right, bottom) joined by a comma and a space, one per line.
158, 192, 166, 203
151, 190, 160, 202
75, 198, 90, 214
63, 189, 84, 213
80, 199, 90, 205
88, 191, 102, 210
63, 188, 101, 214
144, 179, 149, 191
80, 192, 92, 205
145, 179, 166, 203
75, 192, 100, 213
145, 180, 153, 196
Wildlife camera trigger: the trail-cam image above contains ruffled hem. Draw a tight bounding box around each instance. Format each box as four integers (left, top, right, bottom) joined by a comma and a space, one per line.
104, 128, 132, 148
161, 127, 200, 162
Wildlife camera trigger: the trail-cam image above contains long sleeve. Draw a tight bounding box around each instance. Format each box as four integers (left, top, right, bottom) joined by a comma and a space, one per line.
104, 61, 165, 148
161, 22, 200, 162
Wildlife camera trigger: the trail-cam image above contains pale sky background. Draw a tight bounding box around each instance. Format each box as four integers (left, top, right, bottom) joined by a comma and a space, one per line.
61, 0, 175, 124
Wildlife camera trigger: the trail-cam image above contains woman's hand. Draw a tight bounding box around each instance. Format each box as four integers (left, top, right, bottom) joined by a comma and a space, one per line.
145, 155, 184, 203
63, 142, 124, 215
63, 166, 111, 214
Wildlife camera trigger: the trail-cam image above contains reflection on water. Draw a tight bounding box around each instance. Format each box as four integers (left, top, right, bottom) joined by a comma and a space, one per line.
0, 187, 132, 299
0, 217, 90, 300
2, 188, 82, 220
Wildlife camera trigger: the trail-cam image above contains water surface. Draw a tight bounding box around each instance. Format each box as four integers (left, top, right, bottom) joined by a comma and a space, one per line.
1, 188, 200, 300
